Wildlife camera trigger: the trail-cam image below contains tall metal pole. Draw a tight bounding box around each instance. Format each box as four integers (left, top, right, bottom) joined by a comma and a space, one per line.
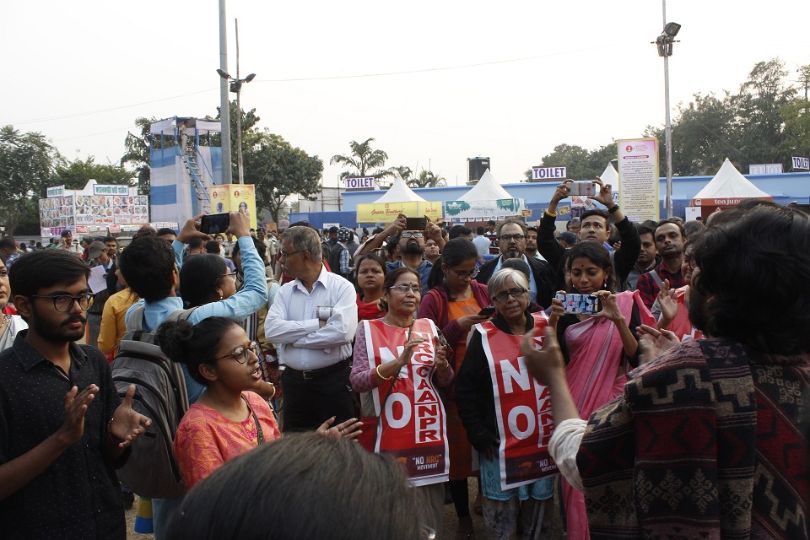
218, 0, 233, 184
662, 0, 673, 218
235, 19, 245, 184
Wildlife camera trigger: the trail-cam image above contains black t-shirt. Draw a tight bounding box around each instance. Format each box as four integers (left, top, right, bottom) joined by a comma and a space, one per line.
0, 332, 125, 539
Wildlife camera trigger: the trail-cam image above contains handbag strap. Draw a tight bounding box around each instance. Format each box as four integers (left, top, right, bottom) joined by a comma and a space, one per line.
243, 396, 265, 446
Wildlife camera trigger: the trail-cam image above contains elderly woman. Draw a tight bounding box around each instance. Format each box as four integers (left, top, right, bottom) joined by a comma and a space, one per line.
350, 267, 452, 537
456, 268, 554, 540
0, 258, 27, 350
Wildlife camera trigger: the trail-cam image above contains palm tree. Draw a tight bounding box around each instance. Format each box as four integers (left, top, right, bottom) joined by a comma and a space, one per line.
330, 138, 395, 180
408, 169, 447, 188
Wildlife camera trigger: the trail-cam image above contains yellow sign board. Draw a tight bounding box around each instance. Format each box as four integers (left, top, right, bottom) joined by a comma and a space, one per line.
208, 184, 258, 229
356, 201, 443, 224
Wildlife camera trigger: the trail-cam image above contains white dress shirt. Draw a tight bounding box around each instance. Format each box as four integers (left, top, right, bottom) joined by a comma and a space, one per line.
264, 265, 358, 371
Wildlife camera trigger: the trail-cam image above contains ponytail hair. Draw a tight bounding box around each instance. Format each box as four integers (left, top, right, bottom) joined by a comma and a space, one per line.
156, 317, 239, 386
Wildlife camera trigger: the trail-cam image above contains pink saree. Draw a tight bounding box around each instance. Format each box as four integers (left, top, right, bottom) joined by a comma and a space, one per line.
561, 290, 654, 539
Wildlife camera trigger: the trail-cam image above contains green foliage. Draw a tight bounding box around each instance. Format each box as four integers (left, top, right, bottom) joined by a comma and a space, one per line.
330, 138, 394, 180
243, 131, 323, 223
213, 101, 261, 180
54, 156, 132, 190
526, 143, 610, 180
407, 169, 446, 188
121, 117, 156, 195
0, 125, 62, 233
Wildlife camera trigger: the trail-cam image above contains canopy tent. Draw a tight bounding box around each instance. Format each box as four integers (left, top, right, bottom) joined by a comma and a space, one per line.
356, 175, 441, 223
691, 158, 771, 205
444, 169, 526, 222
599, 163, 619, 187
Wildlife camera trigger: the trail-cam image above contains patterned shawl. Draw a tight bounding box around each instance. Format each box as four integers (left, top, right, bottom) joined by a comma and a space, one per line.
576, 338, 809, 539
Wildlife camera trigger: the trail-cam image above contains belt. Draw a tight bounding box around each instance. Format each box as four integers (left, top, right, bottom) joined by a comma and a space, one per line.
285, 359, 350, 381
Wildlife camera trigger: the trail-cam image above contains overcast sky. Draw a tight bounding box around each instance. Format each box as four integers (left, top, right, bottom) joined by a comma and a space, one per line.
2, 0, 808, 188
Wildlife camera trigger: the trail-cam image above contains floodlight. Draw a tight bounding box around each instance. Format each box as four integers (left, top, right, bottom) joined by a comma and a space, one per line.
664, 22, 681, 38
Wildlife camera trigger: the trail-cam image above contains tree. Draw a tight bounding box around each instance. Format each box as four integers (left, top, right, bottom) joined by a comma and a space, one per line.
121, 117, 156, 195
244, 131, 323, 223
391, 165, 414, 183
330, 138, 395, 179
54, 156, 132, 190
0, 125, 62, 234
526, 144, 605, 180
408, 169, 446, 188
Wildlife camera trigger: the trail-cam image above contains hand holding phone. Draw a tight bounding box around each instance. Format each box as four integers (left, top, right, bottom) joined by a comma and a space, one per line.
554, 292, 602, 315
570, 181, 596, 197
478, 306, 496, 317
200, 213, 230, 235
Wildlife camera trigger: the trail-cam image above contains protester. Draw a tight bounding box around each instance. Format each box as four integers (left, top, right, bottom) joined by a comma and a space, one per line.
231, 237, 279, 362
456, 268, 553, 539
166, 434, 431, 540
205, 240, 236, 272
476, 218, 557, 308
0, 250, 150, 539
556, 231, 577, 249
355, 253, 387, 321
529, 205, 810, 539
473, 226, 492, 261
334, 227, 353, 279
118, 211, 266, 538
449, 224, 473, 241
184, 237, 205, 258
85, 240, 114, 348
350, 267, 451, 537
59, 229, 79, 253
420, 238, 490, 535
655, 234, 703, 341
424, 238, 441, 265
264, 225, 358, 431
549, 241, 655, 539
636, 218, 687, 308
0, 238, 20, 269
525, 226, 547, 262
0, 258, 27, 349
539, 179, 640, 289
156, 228, 177, 243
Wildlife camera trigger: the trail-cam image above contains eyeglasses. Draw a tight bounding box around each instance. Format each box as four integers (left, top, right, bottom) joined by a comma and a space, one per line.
221, 271, 237, 279
499, 233, 525, 242
449, 266, 479, 280
279, 249, 302, 258
388, 284, 421, 295
401, 231, 424, 239
492, 287, 528, 303
30, 293, 94, 312
216, 341, 260, 364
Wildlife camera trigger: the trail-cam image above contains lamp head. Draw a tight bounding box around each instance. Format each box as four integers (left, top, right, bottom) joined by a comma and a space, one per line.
216, 68, 231, 79
244, 73, 256, 83
663, 22, 681, 38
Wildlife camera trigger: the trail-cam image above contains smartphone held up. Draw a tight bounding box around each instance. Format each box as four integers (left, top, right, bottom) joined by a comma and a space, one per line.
555, 292, 602, 315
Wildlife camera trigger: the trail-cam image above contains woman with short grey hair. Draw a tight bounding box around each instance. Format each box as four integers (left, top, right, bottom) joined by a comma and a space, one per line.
456, 268, 555, 539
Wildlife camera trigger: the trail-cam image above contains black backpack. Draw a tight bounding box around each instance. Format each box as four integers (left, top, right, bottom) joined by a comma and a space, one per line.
111, 306, 196, 499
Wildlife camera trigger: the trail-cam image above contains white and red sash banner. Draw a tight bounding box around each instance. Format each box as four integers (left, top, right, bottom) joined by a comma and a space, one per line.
478, 313, 558, 490
363, 318, 450, 486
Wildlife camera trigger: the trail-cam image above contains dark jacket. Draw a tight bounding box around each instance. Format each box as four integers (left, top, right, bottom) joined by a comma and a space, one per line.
538, 211, 640, 290
475, 255, 557, 309
455, 311, 536, 455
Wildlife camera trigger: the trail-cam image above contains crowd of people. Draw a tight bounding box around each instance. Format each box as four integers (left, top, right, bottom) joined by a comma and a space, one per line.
0, 180, 808, 540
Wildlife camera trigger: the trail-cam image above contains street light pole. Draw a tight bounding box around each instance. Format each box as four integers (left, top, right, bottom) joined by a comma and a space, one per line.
235, 19, 244, 185
218, 0, 233, 184
655, 0, 680, 218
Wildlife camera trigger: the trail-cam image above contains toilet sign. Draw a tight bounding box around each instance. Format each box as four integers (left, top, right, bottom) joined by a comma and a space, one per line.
792, 156, 809, 171
531, 166, 567, 181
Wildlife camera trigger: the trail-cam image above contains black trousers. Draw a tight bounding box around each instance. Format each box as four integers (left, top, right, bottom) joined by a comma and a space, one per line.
281, 362, 355, 432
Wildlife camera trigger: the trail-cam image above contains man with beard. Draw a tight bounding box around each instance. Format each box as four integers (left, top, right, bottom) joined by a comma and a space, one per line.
475, 219, 556, 307
539, 180, 640, 289
622, 222, 659, 291
527, 204, 810, 539
524, 226, 547, 262
0, 250, 150, 540
636, 218, 687, 309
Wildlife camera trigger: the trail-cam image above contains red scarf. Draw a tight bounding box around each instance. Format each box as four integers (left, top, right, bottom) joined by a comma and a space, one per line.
477, 313, 558, 490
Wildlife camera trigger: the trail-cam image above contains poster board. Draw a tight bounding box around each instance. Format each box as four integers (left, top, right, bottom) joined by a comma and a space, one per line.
208, 184, 258, 229
39, 184, 148, 237
617, 138, 660, 223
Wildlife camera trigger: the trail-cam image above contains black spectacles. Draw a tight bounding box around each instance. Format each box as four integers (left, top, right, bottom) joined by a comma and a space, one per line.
30, 293, 94, 312
279, 249, 302, 258
216, 342, 260, 364
492, 287, 528, 303
499, 234, 525, 242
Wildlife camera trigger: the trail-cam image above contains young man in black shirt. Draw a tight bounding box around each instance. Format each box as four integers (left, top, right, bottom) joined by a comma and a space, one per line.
0, 250, 150, 540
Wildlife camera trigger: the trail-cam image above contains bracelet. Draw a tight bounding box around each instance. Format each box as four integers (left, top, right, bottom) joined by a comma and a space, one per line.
267, 383, 276, 400
608, 205, 620, 214
545, 209, 557, 218
375, 364, 392, 381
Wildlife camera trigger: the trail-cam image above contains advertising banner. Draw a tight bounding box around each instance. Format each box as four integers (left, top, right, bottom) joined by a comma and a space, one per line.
356, 201, 443, 224
617, 138, 660, 223
207, 184, 258, 229
443, 198, 526, 222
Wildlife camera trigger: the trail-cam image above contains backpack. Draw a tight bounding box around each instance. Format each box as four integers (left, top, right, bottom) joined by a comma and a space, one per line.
111, 306, 197, 499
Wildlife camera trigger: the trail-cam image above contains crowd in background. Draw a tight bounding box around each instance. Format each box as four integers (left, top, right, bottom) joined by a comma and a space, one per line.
0, 180, 808, 540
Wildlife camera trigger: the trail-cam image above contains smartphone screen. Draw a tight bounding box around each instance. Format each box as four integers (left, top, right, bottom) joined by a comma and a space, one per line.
555, 292, 601, 315
200, 213, 230, 235
478, 306, 496, 317
571, 181, 595, 197
405, 217, 427, 230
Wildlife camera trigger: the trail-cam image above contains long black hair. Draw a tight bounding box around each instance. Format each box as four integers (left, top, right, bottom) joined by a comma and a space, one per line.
180, 254, 228, 307
565, 241, 616, 292
426, 238, 478, 290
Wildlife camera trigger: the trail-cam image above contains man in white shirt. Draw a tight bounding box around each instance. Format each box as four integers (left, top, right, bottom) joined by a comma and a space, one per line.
472, 226, 491, 261
264, 225, 358, 431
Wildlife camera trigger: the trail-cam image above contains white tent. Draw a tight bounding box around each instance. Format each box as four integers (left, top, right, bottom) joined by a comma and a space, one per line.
373, 176, 426, 203
692, 158, 771, 205
444, 169, 526, 222
599, 163, 618, 186
458, 169, 512, 201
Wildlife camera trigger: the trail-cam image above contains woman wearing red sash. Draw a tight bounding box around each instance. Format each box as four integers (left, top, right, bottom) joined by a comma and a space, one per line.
457, 268, 554, 540
350, 267, 452, 536
419, 238, 491, 536
553, 242, 655, 539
